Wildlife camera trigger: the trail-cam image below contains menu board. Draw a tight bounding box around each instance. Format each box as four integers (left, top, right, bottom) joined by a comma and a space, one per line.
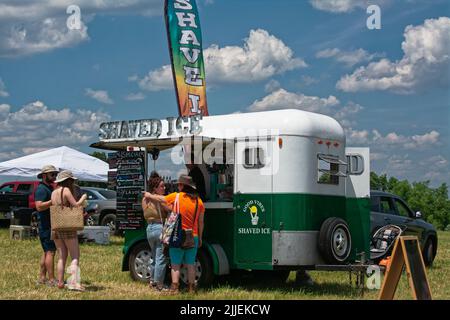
107, 170, 117, 190
115, 151, 146, 231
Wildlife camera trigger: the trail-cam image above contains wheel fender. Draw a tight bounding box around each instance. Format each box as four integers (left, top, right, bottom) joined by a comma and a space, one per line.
203, 241, 230, 276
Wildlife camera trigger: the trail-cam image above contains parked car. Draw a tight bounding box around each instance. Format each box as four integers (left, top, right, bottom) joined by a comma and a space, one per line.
0, 181, 41, 210
370, 190, 438, 266
0, 181, 41, 227
80, 187, 117, 234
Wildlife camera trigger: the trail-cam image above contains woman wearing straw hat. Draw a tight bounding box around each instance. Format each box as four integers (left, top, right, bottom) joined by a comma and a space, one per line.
50, 170, 87, 290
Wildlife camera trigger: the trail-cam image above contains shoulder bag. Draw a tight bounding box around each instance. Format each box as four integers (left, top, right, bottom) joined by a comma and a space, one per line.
181, 197, 198, 249
50, 187, 84, 232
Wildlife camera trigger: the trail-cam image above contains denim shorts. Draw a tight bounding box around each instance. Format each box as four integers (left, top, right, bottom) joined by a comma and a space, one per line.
169, 237, 199, 265
39, 229, 56, 252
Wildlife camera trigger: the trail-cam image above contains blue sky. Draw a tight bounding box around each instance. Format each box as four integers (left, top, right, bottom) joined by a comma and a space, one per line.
0, 0, 449, 187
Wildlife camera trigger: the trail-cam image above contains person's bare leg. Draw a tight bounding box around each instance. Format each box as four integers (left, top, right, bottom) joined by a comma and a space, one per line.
65, 237, 82, 289
54, 239, 67, 287
45, 251, 56, 282
39, 252, 47, 283
187, 264, 197, 293
170, 265, 181, 293
66, 237, 80, 266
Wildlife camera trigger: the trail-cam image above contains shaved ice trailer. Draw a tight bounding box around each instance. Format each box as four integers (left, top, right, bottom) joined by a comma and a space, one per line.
92, 109, 371, 285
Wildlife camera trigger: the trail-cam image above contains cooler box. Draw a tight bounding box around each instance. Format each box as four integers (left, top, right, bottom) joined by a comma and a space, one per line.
78, 226, 110, 245
10, 225, 31, 240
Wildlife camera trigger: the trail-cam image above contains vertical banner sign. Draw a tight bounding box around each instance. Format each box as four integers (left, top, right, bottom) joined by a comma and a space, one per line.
165, 0, 209, 116
115, 151, 146, 231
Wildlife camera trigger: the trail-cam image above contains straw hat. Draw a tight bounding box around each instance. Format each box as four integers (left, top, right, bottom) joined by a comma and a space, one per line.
177, 174, 197, 190
55, 170, 78, 183
37, 165, 59, 179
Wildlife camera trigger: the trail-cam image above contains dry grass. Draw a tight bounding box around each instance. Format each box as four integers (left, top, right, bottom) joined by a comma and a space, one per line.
0, 229, 449, 300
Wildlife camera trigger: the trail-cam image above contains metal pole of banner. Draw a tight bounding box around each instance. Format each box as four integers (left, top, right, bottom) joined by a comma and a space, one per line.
144, 147, 148, 192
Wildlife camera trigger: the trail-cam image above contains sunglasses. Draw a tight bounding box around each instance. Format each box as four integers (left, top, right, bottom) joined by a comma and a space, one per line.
47, 172, 58, 177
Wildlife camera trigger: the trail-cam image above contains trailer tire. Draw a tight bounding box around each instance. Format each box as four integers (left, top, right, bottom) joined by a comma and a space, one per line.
319, 217, 352, 264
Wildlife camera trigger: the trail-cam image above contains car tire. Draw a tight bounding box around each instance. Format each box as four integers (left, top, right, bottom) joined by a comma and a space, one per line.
180, 248, 214, 287
129, 241, 152, 283
101, 213, 120, 236
319, 217, 352, 264
422, 238, 435, 267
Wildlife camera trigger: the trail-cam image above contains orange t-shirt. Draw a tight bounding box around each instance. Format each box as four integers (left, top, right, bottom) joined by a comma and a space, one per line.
165, 192, 205, 236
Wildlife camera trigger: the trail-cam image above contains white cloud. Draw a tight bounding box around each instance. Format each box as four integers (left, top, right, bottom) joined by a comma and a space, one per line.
138, 29, 306, 91
309, 0, 368, 13
337, 17, 450, 93
1, 17, 89, 57
125, 92, 146, 101
138, 65, 174, 91
247, 88, 365, 137
300, 75, 320, 86
85, 88, 114, 104
128, 74, 139, 82
316, 48, 384, 67
368, 129, 440, 150
0, 78, 9, 97
0, 1, 161, 57
264, 80, 281, 93
309, 0, 389, 13
346, 128, 369, 144
0, 104, 11, 119
0, 100, 110, 161
248, 89, 339, 113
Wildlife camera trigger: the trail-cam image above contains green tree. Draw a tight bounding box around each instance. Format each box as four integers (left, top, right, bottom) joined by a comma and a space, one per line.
370, 171, 450, 230
90, 151, 107, 162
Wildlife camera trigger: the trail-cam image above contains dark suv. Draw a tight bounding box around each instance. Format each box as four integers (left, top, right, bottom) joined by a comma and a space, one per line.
370, 190, 438, 266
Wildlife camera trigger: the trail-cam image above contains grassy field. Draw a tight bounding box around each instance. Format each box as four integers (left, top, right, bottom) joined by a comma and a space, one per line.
0, 229, 449, 300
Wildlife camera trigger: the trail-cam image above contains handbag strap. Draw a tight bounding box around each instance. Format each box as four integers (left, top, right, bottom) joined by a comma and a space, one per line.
157, 202, 163, 224
60, 187, 65, 209
174, 193, 180, 214
191, 197, 199, 230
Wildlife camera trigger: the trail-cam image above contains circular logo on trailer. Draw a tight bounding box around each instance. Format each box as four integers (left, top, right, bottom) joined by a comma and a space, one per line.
243, 200, 265, 226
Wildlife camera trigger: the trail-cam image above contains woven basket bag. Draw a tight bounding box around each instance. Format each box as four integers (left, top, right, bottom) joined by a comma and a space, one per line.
50, 187, 84, 232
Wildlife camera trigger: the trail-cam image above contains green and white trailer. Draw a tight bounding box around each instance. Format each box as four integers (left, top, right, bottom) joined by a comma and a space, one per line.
92, 109, 370, 285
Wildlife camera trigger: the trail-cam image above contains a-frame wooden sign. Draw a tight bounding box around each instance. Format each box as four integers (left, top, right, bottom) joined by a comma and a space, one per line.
379, 236, 432, 300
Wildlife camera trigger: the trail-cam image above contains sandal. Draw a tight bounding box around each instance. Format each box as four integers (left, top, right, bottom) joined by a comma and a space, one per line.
35, 279, 47, 286
67, 283, 85, 292
46, 279, 58, 287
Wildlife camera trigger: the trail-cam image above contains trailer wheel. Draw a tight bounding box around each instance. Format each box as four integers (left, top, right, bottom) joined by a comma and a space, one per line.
319, 217, 352, 264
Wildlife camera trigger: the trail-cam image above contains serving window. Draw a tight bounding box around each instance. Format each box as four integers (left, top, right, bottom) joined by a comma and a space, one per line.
317, 154, 347, 185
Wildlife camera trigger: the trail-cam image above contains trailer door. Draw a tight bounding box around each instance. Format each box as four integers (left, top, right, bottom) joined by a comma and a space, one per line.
345, 147, 371, 258
234, 138, 274, 268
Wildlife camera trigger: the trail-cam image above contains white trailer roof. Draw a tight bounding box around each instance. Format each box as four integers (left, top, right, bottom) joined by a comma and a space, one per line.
91, 109, 345, 151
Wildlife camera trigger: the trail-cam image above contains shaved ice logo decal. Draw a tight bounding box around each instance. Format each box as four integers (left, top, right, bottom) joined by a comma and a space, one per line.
243, 200, 265, 226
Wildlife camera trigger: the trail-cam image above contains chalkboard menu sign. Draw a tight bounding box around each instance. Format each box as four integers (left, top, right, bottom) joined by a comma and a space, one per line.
107, 170, 117, 190
379, 236, 432, 300
115, 151, 146, 231
107, 152, 118, 169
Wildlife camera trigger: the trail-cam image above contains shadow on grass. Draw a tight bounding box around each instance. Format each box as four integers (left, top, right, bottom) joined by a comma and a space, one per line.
212, 272, 361, 297
82, 281, 107, 292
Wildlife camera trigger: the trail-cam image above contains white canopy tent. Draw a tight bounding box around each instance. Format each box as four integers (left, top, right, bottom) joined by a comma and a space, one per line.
0, 146, 108, 182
